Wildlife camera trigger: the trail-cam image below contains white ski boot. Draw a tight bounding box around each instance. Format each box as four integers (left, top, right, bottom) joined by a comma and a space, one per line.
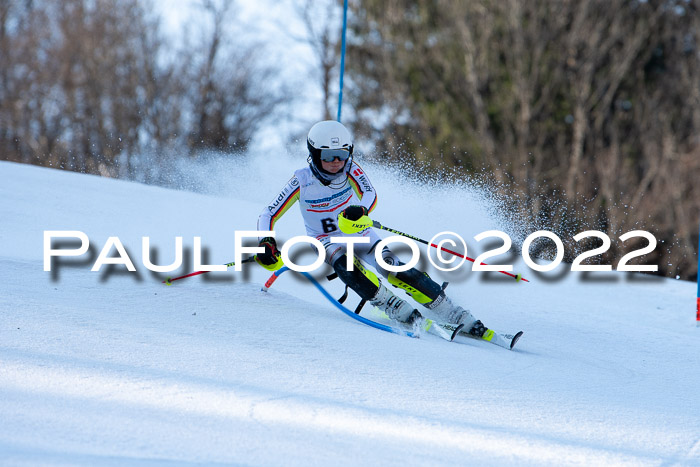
371, 283, 421, 325
427, 292, 486, 337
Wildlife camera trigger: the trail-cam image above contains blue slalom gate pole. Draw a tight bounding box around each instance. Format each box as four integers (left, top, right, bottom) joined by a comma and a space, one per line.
336, 0, 349, 122
261, 267, 418, 338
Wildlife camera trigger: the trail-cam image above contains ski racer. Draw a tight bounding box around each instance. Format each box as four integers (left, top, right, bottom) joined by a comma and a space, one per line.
255, 120, 487, 337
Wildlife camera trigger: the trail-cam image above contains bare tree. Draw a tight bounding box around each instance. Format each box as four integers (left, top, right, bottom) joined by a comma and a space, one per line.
185, 0, 292, 154
345, 0, 700, 279
296, 0, 343, 120
0, 0, 291, 175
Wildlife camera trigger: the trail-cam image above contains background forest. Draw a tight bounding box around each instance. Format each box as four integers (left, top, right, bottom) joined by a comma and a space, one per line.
2, 0, 699, 280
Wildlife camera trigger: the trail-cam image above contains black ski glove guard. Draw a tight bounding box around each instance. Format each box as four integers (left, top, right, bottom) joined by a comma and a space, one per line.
342, 205, 367, 221
257, 237, 280, 265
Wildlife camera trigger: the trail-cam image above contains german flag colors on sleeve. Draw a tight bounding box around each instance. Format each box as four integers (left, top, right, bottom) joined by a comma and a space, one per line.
348, 163, 378, 214
257, 176, 301, 233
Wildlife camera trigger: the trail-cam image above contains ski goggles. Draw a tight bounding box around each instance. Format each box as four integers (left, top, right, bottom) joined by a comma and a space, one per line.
317, 148, 352, 162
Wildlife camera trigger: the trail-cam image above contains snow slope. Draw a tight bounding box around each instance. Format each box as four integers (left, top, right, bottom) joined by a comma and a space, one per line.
1, 159, 699, 466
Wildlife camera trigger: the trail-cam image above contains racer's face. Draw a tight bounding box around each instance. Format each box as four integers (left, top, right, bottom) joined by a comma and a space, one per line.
321, 158, 346, 174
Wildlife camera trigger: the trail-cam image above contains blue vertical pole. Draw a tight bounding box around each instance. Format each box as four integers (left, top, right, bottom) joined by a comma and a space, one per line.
697, 223, 700, 326
337, 0, 349, 122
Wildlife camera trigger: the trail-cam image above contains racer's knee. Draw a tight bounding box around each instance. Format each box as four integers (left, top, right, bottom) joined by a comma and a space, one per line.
332, 254, 380, 301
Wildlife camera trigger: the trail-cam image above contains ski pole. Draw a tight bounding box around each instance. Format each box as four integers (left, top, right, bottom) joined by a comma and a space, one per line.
163, 256, 256, 285
371, 220, 528, 282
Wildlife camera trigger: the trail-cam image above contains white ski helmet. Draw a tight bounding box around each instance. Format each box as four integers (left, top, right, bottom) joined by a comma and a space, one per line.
307, 120, 354, 185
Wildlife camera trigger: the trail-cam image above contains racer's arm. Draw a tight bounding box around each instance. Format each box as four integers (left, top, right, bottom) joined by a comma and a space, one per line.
257, 175, 301, 240
338, 163, 378, 233
346, 162, 378, 214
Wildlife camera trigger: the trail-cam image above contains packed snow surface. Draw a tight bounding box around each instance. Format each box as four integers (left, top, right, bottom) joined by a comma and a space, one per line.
1, 159, 699, 466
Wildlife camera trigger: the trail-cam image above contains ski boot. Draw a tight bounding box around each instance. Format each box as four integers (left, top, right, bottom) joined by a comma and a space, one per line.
371, 283, 422, 326
427, 292, 487, 337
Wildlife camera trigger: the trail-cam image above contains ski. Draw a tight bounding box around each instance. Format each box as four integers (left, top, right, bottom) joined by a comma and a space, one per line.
438, 323, 524, 350
369, 307, 458, 342
392, 313, 523, 349
417, 317, 456, 341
